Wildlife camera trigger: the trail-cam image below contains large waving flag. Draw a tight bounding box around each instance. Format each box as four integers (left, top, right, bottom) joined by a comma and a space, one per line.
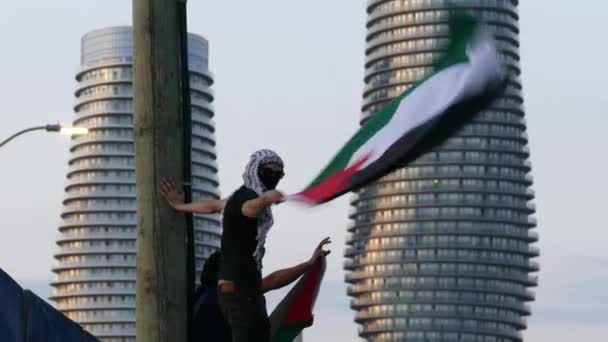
269, 257, 326, 342
292, 13, 507, 204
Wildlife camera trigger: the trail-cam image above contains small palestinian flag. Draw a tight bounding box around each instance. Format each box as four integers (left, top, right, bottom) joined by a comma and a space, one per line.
292, 13, 507, 204
269, 257, 326, 342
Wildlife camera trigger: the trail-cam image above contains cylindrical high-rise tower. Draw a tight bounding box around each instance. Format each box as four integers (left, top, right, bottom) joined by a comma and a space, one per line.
50, 27, 221, 341
345, 1, 539, 341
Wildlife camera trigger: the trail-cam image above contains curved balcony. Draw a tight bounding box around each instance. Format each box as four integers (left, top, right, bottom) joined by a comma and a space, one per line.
64, 168, 218, 188
64, 175, 135, 187
52, 259, 135, 272
350, 296, 531, 315
364, 37, 519, 70
366, 0, 520, 17
51, 274, 135, 286
58, 219, 136, 231
367, 3, 518, 30
191, 171, 220, 187
349, 200, 536, 220
86, 328, 136, 339
354, 309, 526, 329
353, 185, 534, 204
64, 315, 135, 325
191, 97, 215, 114
346, 224, 538, 243
347, 281, 534, 303
192, 141, 217, 159
193, 223, 222, 237
344, 254, 539, 272
73, 108, 133, 122
360, 170, 533, 189
76, 61, 132, 80
365, 51, 520, 81
56, 231, 136, 244
190, 69, 214, 85
54, 246, 136, 258
366, 19, 519, 53
60, 207, 136, 220
75, 77, 133, 96
67, 152, 134, 166
74, 93, 132, 110
50, 288, 136, 301
190, 83, 214, 101
56, 301, 135, 312
345, 268, 538, 287
192, 114, 217, 131
359, 323, 522, 341
344, 240, 539, 257
69, 134, 133, 148
349, 214, 537, 232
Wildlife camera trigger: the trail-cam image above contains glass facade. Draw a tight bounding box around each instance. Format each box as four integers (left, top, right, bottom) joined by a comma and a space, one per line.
50, 27, 221, 342
345, 1, 538, 341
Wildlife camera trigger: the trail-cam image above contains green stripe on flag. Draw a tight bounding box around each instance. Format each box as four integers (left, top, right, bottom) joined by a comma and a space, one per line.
272, 321, 309, 342
435, 12, 478, 69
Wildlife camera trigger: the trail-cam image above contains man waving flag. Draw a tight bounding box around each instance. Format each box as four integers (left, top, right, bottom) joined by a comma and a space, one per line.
292, 13, 508, 205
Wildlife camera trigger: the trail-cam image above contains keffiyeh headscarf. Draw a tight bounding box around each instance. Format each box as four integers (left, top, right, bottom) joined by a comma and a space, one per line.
242, 149, 284, 270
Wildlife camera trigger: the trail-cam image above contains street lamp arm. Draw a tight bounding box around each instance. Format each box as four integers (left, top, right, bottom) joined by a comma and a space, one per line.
0, 124, 88, 150
0, 125, 48, 148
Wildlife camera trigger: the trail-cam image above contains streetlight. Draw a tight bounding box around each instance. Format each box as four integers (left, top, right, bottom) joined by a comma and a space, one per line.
0, 123, 89, 149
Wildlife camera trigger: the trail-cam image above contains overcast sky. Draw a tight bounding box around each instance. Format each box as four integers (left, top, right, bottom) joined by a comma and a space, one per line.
0, 1, 607, 341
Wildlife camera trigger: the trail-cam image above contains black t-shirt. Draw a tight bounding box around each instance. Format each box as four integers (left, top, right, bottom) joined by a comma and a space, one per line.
218, 186, 262, 293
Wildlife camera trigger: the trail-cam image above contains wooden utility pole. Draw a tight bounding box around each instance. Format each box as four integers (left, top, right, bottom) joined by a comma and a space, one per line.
133, 0, 189, 341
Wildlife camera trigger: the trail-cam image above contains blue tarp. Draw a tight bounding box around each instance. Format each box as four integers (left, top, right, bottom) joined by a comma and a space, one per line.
0, 268, 99, 342
26, 291, 86, 342
0, 269, 23, 342
83, 331, 99, 342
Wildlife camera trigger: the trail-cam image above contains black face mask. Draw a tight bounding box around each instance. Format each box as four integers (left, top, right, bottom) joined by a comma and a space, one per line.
258, 167, 284, 190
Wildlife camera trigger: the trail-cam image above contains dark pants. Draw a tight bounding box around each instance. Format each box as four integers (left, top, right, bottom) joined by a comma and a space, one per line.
218, 282, 270, 342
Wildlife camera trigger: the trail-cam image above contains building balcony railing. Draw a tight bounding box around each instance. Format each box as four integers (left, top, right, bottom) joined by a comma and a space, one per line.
344, 254, 540, 272
344, 241, 539, 257
366, 0, 519, 22
56, 231, 136, 243
359, 322, 522, 340
354, 309, 526, 328
50, 287, 136, 299
346, 225, 539, 242
345, 269, 538, 287
52, 259, 135, 271
350, 296, 531, 315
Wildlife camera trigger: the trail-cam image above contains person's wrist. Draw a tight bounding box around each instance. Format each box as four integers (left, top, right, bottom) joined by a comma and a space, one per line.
263, 192, 276, 205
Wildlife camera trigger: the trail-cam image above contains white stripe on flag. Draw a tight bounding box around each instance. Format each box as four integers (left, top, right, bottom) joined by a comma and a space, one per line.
348, 29, 503, 169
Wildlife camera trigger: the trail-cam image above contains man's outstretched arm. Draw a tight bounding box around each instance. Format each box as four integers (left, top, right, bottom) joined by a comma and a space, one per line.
242, 190, 284, 218
172, 199, 226, 214
262, 237, 331, 293
160, 178, 226, 214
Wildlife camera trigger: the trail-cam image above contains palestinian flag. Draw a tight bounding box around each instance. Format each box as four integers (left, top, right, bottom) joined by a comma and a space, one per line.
292, 13, 507, 204
269, 257, 326, 342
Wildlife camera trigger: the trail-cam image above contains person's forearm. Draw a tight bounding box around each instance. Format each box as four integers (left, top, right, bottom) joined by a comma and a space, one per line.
262, 261, 312, 293
173, 200, 224, 214
242, 195, 272, 217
